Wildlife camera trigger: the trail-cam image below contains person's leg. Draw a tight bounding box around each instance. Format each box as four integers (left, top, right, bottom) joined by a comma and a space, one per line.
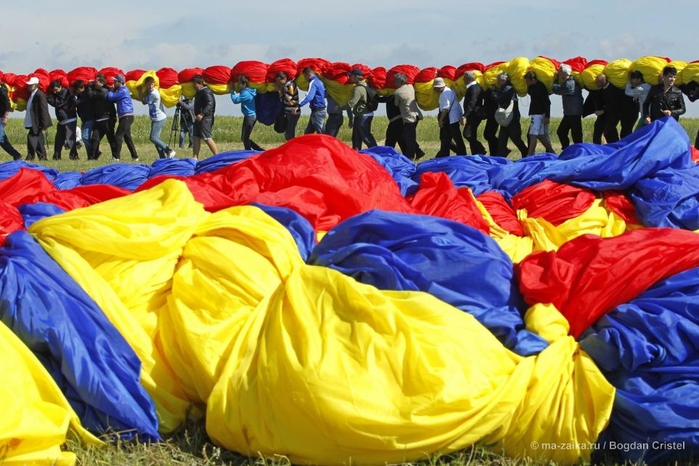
53, 124, 66, 160
119, 116, 138, 160
113, 117, 126, 159
311, 109, 326, 134
593, 115, 605, 144
81, 120, 93, 158
449, 123, 467, 155
557, 116, 571, 149
105, 118, 117, 157
241, 115, 256, 150
570, 115, 583, 144
36, 130, 48, 160
603, 114, 620, 143
192, 137, 201, 159
204, 138, 218, 155
464, 118, 486, 155
324, 114, 342, 137
360, 115, 377, 148
0, 124, 23, 160
484, 117, 499, 156
285, 112, 300, 141
246, 116, 263, 151
149, 118, 169, 158
65, 121, 79, 159
384, 119, 401, 148
436, 123, 452, 157
402, 121, 417, 160
508, 118, 529, 156
351, 115, 362, 150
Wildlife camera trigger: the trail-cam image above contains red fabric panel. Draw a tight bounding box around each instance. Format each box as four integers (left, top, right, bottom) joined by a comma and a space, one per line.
297, 58, 331, 76
2, 73, 17, 87
67, 67, 97, 87
586, 59, 609, 68
25, 184, 131, 211
386, 65, 420, 87
485, 61, 506, 69
476, 191, 525, 236
0, 202, 23, 246
370, 67, 387, 89
517, 228, 699, 338
691, 146, 699, 162
156, 68, 179, 89
407, 172, 489, 234
49, 69, 68, 88
202, 66, 231, 85
323, 62, 352, 85
98, 67, 125, 86
0, 168, 56, 206
350, 63, 373, 80
267, 58, 297, 82
438, 65, 457, 81
602, 191, 640, 224
415, 67, 438, 83
177, 68, 204, 84
230, 61, 268, 85
10, 75, 29, 102
510, 180, 597, 226
32, 69, 51, 91
124, 69, 146, 83
456, 62, 486, 75
562, 57, 588, 73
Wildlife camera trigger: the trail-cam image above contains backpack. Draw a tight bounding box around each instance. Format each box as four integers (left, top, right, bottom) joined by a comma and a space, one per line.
364, 85, 379, 112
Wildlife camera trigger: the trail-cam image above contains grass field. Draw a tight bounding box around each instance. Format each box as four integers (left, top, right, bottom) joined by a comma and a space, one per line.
3, 115, 696, 466
3, 115, 699, 169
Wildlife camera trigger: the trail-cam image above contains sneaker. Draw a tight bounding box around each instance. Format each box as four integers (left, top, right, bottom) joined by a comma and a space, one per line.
168, 150, 176, 159
132, 157, 139, 162
112, 157, 120, 162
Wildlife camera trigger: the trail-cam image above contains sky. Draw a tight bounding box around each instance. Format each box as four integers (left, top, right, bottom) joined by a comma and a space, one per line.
2, 0, 699, 117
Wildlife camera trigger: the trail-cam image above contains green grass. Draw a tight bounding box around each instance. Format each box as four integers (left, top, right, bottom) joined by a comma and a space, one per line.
3, 115, 699, 169
5, 115, 698, 465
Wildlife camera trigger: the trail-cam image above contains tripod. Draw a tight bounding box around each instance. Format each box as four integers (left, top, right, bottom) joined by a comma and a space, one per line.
169, 105, 181, 149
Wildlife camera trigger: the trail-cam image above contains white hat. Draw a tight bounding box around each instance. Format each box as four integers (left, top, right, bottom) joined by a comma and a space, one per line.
432, 77, 446, 88
26, 76, 40, 85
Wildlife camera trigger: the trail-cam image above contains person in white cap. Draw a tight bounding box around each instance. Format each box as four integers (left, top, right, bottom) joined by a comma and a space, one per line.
434, 77, 466, 157
23, 76, 52, 160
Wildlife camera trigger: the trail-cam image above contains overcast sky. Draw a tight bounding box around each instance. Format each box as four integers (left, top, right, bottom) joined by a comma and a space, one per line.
2, 0, 699, 116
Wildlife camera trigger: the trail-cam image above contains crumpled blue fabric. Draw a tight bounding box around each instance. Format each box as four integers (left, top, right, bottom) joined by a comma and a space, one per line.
19, 202, 66, 229
149, 157, 197, 178
309, 209, 548, 356
580, 267, 699, 463
194, 150, 258, 174
413, 154, 514, 198
630, 164, 699, 229
0, 231, 160, 441
0, 160, 59, 182
361, 146, 418, 197
53, 171, 83, 190
253, 203, 316, 261
79, 164, 150, 191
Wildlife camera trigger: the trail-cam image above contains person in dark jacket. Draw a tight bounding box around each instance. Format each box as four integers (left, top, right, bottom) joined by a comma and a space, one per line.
524, 71, 555, 155
23, 76, 52, 160
582, 88, 606, 144
47, 80, 79, 160
461, 71, 486, 155
595, 73, 637, 143
86, 74, 117, 160
481, 88, 500, 156
552, 64, 584, 149
0, 79, 23, 160
72, 80, 95, 158
177, 96, 194, 149
492, 73, 528, 157
643, 66, 686, 124
192, 74, 218, 160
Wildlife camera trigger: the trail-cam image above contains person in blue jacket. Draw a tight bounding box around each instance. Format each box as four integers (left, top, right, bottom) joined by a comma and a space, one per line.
106, 74, 139, 161
298, 67, 326, 134
230, 75, 263, 151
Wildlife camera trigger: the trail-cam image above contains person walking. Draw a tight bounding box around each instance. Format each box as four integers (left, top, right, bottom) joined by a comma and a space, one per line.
0, 78, 23, 160
142, 76, 176, 159
106, 74, 139, 161
192, 74, 219, 159
229, 75, 263, 151
298, 67, 327, 134
23, 76, 52, 161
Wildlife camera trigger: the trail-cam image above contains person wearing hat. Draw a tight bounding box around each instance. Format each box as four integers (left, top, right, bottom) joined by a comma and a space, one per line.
347, 67, 378, 151
106, 74, 139, 161
23, 76, 52, 160
434, 77, 467, 157
0, 77, 23, 160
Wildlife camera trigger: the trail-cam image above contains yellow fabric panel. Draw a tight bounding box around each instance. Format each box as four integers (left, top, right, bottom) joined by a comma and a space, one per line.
205, 264, 532, 464
508, 57, 530, 97
668, 61, 688, 84
483, 62, 510, 90
29, 180, 208, 433
0, 321, 101, 466
324, 80, 354, 107
180, 82, 197, 99
487, 304, 615, 464
631, 56, 669, 86
528, 57, 557, 93
159, 206, 305, 404
207, 83, 230, 96
473, 196, 533, 264
679, 62, 699, 86
580, 63, 606, 90
519, 200, 628, 253
415, 81, 440, 111
603, 58, 632, 89
159, 84, 181, 108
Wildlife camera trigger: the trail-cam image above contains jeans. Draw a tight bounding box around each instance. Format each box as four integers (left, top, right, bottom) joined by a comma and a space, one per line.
0, 123, 22, 159
81, 120, 94, 157
179, 121, 194, 148
304, 108, 326, 134
150, 118, 169, 158
351, 114, 377, 150
241, 115, 263, 151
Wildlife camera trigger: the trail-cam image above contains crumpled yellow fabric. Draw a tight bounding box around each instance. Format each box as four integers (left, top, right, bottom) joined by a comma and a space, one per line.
603, 58, 633, 89
29, 180, 615, 464
0, 321, 101, 466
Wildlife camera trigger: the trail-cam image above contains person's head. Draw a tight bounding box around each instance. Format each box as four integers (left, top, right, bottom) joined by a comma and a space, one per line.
113, 74, 125, 88
302, 67, 316, 81
73, 79, 86, 94
50, 79, 62, 94
192, 74, 205, 89
144, 76, 156, 91
432, 77, 446, 93
349, 68, 364, 83
662, 66, 678, 87
275, 71, 288, 85
629, 70, 644, 86
496, 73, 509, 88
237, 75, 249, 88
26, 76, 40, 91
94, 74, 106, 87
595, 73, 607, 88
524, 71, 537, 85
393, 72, 408, 87
463, 70, 476, 84
559, 64, 572, 78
